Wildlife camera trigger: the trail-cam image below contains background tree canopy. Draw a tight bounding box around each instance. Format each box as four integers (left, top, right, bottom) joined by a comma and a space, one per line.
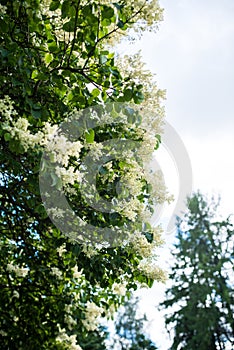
160, 192, 234, 350
111, 295, 158, 350
0, 1, 170, 349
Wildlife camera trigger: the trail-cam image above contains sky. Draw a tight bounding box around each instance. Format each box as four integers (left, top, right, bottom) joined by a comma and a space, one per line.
119, 0, 234, 349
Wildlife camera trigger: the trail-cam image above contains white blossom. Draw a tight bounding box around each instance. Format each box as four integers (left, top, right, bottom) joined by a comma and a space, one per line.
72, 265, 83, 280
82, 301, 104, 331
57, 243, 67, 257
138, 260, 167, 282
112, 282, 127, 296
64, 314, 77, 330
6, 263, 29, 278
47, 208, 65, 219
50, 267, 63, 279
55, 166, 82, 186
0, 4, 7, 15
56, 325, 83, 350
130, 231, 153, 258
0, 330, 7, 337
12, 290, 20, 299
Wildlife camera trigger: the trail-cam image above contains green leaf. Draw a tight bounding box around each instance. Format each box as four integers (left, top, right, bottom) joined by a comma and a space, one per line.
102, 7, 115, 19
51, 173, 59, 187
48, 42, 59, 53
85, 129, 95, 143
155, 134, 161, 143
35, 204, 48, 218
67, 91, 73, 101
100, 55, 108, 65
31, 70, 38, 79
72, 95, 85, 104
123, 89, 133, 101
44, 53, 53, 64
49, 0, 60, 11
32, 108, 42, 119
0, 19, 8, 32
117, 20, 124, 28
99, 166, 108, 175
133, 91, 144, 104
100, 50, 109, 55
154, 134, 161, 150
113, 2, 123, 11
147, 278, 154, 288
4, 133, 11, 141
63, 19, 76, 32
144, 232, 153, 243
0, 48, 9, 58
61, 0, 70, 18
91, 88, 100, 97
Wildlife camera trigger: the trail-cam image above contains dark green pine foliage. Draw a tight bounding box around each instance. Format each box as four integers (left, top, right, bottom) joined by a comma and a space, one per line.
161, 192, 234, 350
113, 296, 158, 350
81, 326, 109, 350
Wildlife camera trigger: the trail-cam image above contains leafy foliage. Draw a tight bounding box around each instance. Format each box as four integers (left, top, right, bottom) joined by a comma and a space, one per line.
0, 1, 167, 349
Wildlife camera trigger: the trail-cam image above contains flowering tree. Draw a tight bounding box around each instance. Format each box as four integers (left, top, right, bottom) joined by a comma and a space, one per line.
0, 1, 170, 349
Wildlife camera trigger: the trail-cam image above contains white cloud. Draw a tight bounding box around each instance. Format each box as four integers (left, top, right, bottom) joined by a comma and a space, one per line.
134, 0, 234, 134
183, 131, 234, 216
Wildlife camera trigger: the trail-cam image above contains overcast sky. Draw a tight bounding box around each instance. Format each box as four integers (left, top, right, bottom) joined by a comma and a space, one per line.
120, 0, 234, 348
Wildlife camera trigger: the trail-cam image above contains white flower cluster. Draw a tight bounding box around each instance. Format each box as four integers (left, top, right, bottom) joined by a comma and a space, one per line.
72, 265, 83, 280
115, 197, 145, 222
139, 132, 158, 161
151, 225, 164, 245
47, 133, 82, 167
132, 0, 164, 32
6, 263, 29, 278
0, 95, 17, 119
0, 4, 7, 16
1, 96, 83, 189
138, 259, 167, 283
112, 282, 127, 296
50, 266, 63, 279
129, 226, 164, 258
0, 330, 7, 337
116, 52, 165, 133
63, 304, 78, 330
1, 96, 169, 258
12, 290, 20, 299
98, 160, 119, 185
144, 167, 174, 205
129, 231, 153, 258
57, 243, 67, 257
47, 207, 65, 219
84, 150, 147, 223
46, 131, 83, 189
120, 162, 144, 197
86, 141, 104, 161
64, 314, 77, 331
82, 301, 104, 331
56, 325, 83, 350
81, 244, 100, 258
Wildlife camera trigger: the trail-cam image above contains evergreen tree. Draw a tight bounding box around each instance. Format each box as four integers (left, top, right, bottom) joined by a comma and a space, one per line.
161, 192, 234, 350
112, 296, 158, 350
